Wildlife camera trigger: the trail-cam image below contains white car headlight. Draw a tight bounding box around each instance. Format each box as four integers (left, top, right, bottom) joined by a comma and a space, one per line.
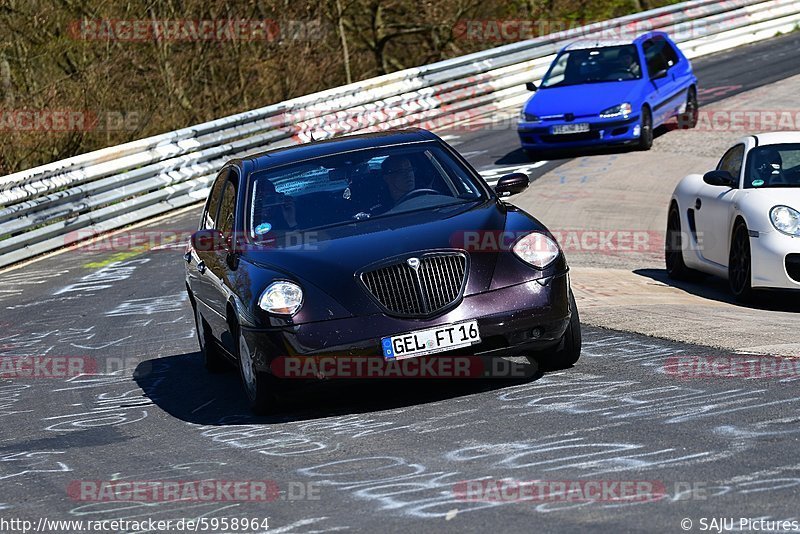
599, 102, 632, 119
512, 232, 561, 269
259, 281, 303, 315
770, 205, 800, 236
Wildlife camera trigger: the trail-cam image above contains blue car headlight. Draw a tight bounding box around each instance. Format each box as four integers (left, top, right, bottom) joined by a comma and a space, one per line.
519, 110, 541, 123
599, 102, 632, 119
770, 205, 800, 236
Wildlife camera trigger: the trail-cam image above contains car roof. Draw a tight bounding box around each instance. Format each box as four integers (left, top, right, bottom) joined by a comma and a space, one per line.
751, 131, 800, 146
233, 128, 440, 172
562, 31, 670, 52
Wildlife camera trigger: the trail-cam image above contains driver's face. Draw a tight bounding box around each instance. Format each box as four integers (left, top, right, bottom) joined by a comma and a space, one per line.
383, 159, 416, 201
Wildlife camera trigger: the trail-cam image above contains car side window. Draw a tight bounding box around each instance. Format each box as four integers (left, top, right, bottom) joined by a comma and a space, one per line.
216, 178, 238, 238
717, 144, 745, 179
204, 169, 229, 229
660, 40, 680, 68
643, 39, 668, 76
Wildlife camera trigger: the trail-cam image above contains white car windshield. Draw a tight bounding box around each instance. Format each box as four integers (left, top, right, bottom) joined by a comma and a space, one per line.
745, 144, 800, 188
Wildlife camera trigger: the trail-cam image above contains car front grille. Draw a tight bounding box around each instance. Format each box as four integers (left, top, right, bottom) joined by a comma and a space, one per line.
361, 253, 467, 316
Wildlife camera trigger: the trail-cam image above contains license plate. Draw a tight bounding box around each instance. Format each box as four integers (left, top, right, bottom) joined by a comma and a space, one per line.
551, 123, 590, 134
382, 320, 481, 360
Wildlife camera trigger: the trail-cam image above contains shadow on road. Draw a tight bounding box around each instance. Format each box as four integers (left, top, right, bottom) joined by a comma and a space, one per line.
495, 125, 672, 166
134, 352, 543, 426
634, 268, 800, 312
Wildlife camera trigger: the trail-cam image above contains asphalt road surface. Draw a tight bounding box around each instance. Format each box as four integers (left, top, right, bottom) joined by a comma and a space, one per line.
1, 33, 799, 534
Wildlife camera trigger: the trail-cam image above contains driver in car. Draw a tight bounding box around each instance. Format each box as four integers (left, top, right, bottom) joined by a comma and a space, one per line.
617, 49, 640, 77
751, 149, 784, 186
369, 155, 417, 214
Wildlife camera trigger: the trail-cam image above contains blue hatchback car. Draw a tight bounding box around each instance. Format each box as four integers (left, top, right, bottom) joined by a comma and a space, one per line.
517, 32, 698, 153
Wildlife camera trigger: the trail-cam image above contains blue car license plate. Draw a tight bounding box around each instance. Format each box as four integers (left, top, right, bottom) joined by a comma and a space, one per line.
551, 123, 590, 134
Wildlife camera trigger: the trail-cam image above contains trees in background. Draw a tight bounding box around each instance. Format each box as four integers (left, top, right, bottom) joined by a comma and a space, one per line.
0, 0, 676, 173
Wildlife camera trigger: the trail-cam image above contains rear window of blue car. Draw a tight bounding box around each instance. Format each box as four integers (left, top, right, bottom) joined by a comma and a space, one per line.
541, 45, 642, 88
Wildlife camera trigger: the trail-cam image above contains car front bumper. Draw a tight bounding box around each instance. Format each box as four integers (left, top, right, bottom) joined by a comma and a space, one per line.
518, 115, 641, 150
750, 230, 800, 290
241, 271, 572, 374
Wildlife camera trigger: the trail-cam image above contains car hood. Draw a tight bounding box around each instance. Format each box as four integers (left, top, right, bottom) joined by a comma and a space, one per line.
525, 80, 644, 118
738, 188, 800, 232
240, 200, 549, 317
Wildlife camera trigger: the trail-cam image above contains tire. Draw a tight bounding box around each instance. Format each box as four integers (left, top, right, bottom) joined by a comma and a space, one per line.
637, 107, 653, 151
729, 222, 754, 302
665, 205, 702, 281
235, 323, 280, 415
192, 301, 228, 373
535, 291, 581, 371
678, 87, 699, 129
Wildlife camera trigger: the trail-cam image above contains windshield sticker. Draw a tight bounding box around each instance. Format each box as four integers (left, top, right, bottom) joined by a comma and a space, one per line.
752, 179, 765, 187
255, 222, 273, 235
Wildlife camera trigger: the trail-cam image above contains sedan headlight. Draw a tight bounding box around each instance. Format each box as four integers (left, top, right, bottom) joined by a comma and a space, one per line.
519, 110, 541, 123
599, 102, 632, 119
770, 205, 800, 236
259, 281, 303, 315
512, 232, 560, 269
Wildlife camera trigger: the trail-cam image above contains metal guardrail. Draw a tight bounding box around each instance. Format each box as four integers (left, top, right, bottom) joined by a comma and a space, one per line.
1, 0, 799, 269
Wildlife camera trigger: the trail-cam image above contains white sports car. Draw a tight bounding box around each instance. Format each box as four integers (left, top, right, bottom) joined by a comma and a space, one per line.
666, 132, 800, 301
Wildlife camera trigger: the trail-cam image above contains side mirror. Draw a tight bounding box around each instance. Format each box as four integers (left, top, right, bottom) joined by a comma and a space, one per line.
494, 173, 530, 197
191, 229, 227, 252
703, 170, 737, 188
525, 82, 538, 92
651, 69, 668, 80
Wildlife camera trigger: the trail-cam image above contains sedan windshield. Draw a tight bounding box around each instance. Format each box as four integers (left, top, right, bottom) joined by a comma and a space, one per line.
246, 143, 486, 239
541, 45, 642, 88
745, 144, 800, 188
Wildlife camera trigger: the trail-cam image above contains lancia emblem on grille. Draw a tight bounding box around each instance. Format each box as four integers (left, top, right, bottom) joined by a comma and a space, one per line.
407, 257, 420, 270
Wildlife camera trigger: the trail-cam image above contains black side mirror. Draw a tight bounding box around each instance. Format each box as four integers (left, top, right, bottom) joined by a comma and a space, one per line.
651, 69, 668, 80
525, 82, 538, 92
191, 229, 227, 252
494, 173, 530, 197
703, 170, 737, 188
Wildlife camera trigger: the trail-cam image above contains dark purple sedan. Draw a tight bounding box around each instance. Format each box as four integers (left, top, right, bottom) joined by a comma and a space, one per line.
184, 129, 580, 413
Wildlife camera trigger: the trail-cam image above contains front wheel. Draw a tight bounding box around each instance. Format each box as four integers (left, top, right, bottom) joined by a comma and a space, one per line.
236, 325, 280, 414
534, 291, 581, 371
637, 107, 653, 151
729, 222, 754, 302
